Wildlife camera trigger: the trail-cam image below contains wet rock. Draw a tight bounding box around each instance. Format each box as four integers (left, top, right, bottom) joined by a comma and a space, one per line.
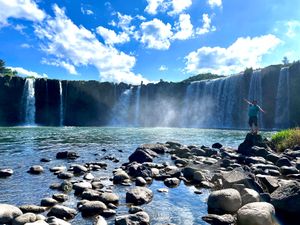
202, 214, 235, 225
84, 173, 94, 180
19, 205, 47, 214
164, 177, 180, 188
207, 188, 242, 214
221, 169, 250, 188
270, 181, 300, 215
25, 220, 48, 225
12, 213, 38, 225
165, 141, 181, 149
82, 189, 102, 201
49, 166, 66, 173
99, 192, 119, 205
238, 133, 265, 156
92, 181, 104, 190
193, 171, 206, 183
212, 143, 223, 149
135, 177, 147, 186
0, 204, 23, 224
0, 168, 13, 177
71, 164, 88, 174
80, 201, 107, 217
276, 157, 292, 167
94, 215, 107, 225
237, 202, 276, 225
174, 158, 188, 167
113, 169, 130, 184
265, 154, 280, 164
157, 188, 168, 193
128, 206, 143, 214
40, 198, 58, 207
115, 212, 150, 225
280, 166, 299, 176
139, 144, 167, 154
28, 165, 44, 174
182, 167, 197, 180
57, 172, 73, 179
60, 181, 73, 192
256, 175, 279, 193
52, 193, 68, 203
56, 151, 79, 160
241, 188, 260, 205
46, 216, 71, 225
128, 148, 156, 163
47, 205, 77, 220
73, 181, 92, 193
101, 209, 116, 218
126, 187, 153, 205
173, 147, 192, 158
40, 158, 51, 163
127, 163, 152, 178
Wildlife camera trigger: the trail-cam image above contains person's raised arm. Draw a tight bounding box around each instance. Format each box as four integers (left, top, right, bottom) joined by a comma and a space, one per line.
258, 105, 266, 114
243, 98, 252, 105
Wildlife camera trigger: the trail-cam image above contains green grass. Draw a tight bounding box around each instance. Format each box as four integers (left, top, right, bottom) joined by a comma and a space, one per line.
271, 128, 300, 152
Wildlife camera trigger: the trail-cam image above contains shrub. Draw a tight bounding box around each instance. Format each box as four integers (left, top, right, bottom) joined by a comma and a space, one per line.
271, 128, 300, 152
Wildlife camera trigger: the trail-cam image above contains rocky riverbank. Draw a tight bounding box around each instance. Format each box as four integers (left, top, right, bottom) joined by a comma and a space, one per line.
0, 133, 299, 225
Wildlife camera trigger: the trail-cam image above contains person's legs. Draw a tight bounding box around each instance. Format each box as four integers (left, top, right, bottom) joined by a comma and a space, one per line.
253, 117, 258, 134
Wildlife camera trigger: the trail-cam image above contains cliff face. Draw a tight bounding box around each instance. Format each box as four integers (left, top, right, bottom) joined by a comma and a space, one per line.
0, 63, 299, 129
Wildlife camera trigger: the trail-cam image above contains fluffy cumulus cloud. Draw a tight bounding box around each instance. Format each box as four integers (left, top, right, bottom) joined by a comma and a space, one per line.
208, 0, 222, 8
9, 66, 48, 78
139, 18, 173, 50
196, 14, 216, 35
172, 14, 193, 40
96, 26, 130, 45
34, 4, 148, 84
0, 0, 45, 27
185, 34, 281, 75
145, 0, 192, 15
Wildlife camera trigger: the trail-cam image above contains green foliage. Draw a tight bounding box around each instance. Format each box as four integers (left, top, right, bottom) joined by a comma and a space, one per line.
271, 128, 300, 152
0, 59, 17, 77
181, 73, 224, 83
244, 67, 253, 76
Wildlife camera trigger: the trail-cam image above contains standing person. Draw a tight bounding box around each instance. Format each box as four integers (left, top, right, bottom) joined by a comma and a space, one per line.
244, 98, 266, 134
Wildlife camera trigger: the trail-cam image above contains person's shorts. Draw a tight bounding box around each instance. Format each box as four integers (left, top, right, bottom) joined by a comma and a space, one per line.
248, 116, 258, 126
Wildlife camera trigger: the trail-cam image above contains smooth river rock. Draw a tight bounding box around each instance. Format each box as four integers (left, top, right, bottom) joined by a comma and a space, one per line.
115, 211, 150, 225
0, 204, 23, 224
12, 213, 39, 225
47, 205, 77, 220
237, 202, 276, 225
207, 188, 242, 214
80, 201, 107, 217
0, 168, 13, 177
126, 187, 153, 205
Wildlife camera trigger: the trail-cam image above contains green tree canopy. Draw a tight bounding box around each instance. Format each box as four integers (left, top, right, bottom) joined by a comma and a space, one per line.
0, 59, 17, 77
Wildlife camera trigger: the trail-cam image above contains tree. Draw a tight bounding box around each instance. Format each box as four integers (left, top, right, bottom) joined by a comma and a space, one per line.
282, 56, 289, 65
0, 59, 5, 74
0, 59, 17, 76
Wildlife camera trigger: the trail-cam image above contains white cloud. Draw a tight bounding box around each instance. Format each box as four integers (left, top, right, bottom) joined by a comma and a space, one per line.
184, 34, 281, 75
196, 14, 216, 35
20, 43, 31, 48
159, 65, 168, 71
286, 20, 300, 38
41, 59, 78, 75
172, 13, 193, 40
9, 66, 48, 78
96, 26, 130, 45
0, 0, 45, 27
145, 0, 192, 15
34, 4, 148, 84
81, 7, 94, 16
170, 0, 192, 15
208, 0, 222, 8
139, 18, 173, 50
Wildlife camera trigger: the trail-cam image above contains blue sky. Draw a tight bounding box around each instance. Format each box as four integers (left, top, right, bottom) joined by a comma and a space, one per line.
0, 0, 299, 84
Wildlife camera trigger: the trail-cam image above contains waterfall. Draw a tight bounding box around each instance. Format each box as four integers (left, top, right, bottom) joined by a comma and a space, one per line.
59, 81, 64, 126
248, 70, 264, 128
134, 86, 141, 126
21, 78, 36, 125
110, 87, 133, 126
275, 67, 290, 129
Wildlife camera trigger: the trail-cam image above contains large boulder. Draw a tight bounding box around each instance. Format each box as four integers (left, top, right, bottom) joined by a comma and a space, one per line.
80, 201, 107, 217
270, 181, 300, 215
128, 148, 156, 163
126, 187, 153, 205
241, 188, 260, 205
12, 213, 39, 225
237, 202, 276, 225
238, 133, 265, 156
207, 189, 242, 214
0, 204, 23, 224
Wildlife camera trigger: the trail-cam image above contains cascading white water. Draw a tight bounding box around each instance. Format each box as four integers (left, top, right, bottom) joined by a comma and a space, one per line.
248, 70, 264, 128
22, 78, 36, 125
275, 67, 290, 129
134, 86, 141, 126
59, 81, 64, 126
110, 87, 133, 126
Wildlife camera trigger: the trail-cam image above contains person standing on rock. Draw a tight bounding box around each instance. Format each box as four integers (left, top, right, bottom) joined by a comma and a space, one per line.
244, 98, 266, 134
